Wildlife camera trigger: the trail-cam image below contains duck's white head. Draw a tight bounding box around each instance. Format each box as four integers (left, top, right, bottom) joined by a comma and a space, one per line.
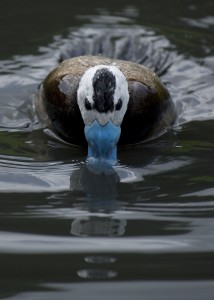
77, 65, 129, 164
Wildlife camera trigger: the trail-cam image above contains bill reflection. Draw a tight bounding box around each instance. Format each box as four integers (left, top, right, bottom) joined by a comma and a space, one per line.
70, 164, 123, 280
70, 163, 127, 237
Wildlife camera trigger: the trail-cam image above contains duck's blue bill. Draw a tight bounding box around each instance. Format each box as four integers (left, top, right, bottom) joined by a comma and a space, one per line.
84, 120, 121, 165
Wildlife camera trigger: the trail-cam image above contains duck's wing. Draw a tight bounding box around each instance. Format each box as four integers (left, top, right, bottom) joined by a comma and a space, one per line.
42, 66, 86, 145
115, 61, 176, 144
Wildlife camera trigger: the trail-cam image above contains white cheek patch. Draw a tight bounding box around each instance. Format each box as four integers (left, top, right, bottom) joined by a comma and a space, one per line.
77, 68, 95, 125
77, 65, 129, 126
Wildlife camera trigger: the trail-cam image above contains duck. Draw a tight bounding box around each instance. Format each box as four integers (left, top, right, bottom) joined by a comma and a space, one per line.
35, 55, 176, 164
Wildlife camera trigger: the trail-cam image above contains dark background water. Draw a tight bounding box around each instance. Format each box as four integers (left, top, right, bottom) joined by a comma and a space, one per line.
0, 0, 214, 299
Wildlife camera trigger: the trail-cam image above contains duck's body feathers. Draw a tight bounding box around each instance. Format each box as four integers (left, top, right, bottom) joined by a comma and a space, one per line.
35, 55, 176, 146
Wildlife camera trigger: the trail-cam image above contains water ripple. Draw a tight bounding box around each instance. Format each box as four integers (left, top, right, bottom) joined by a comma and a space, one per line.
0, 231, 206, 254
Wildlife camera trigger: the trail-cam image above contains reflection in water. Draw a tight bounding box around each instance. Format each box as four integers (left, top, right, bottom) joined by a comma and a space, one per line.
84, 255, 116, 263
70, 165, 121, 279
70, 164, 127, 237
68, 159, 191, 280
79, 252, 118, 280
69, 155, 191, 238
71, 217, 127, 237
75, 163, 119, 201
77, 268, 117, 279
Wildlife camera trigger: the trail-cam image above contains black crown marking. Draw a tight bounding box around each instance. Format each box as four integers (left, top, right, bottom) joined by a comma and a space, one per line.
92, 68, 116, 113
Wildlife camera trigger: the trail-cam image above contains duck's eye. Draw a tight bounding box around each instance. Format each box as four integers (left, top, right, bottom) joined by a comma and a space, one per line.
85, 98, 92, 110
115, 99, 122, 111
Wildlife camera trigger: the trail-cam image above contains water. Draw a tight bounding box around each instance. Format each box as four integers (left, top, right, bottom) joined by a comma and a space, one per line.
0, 0, 214, 299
